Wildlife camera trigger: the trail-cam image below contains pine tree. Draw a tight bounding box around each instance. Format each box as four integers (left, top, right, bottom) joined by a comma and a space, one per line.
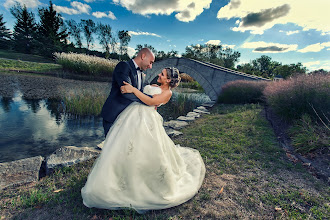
0, 14, 11, 49
38, 1, 68, 57
10, 3, 37, 53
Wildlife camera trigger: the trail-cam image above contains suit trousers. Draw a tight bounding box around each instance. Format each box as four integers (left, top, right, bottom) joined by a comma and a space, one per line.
103, 119, 113, 138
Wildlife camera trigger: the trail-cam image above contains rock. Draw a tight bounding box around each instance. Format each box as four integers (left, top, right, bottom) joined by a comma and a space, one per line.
164, 120, 189, 129
193, 109, 210, 114
165, 128, 183, 137
186, 111, 200, 118
0, 156, 44, 190
46, 146, 100, 174
197, 106, 208, 111
177, 116, 195, 121
201, 101, 215, 108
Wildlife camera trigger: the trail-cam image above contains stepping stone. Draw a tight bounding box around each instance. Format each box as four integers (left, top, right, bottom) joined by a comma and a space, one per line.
177, 116, 195, 121
164, 120, 188, 129
46, 146, 100, 174
202, 101, 215, 108
165, 128, 183, 137
197, 106, 208, 111
186, 111, 200, 118
193, 109, 210, 114
0, 156, 44, 190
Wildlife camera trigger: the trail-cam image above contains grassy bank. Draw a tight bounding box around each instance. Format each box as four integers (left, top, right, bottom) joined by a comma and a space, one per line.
1, 104, 328, 219
0, 50, 54, 63
0, 58, 62, 73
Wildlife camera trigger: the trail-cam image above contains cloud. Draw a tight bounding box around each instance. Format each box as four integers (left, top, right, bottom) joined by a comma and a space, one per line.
298, 42, 330, 53
92, 11, 117, 19
280, 30, 300, 35
4, 0, 43, 9
54, 1, 91, 15
240, 4, 290, 28
205, 40, 221, 45
217, 0, 330, 35
113, 0, 211, 22
241, 41, 298, 53
303, 61, 330, 71
128, 31, 161, 38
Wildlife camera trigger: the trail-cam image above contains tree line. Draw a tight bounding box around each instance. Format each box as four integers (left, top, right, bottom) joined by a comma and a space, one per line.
0, 1, 327, 79
0, 1, 131, 60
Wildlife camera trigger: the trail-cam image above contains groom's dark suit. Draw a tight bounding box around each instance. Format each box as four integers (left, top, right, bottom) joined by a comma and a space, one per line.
101, 59, 147, 136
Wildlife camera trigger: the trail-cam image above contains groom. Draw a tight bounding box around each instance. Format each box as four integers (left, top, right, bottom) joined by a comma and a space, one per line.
101, 48, 155, 137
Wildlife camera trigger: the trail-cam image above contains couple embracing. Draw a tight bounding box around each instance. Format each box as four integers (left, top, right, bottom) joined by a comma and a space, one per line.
81, 48, 206, 214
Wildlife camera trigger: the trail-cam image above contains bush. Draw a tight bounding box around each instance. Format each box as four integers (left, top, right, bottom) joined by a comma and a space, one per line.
54, 52, 119, 76
289, 114, 329, 154
263, 74, 330, 122
218, 80, 269, 104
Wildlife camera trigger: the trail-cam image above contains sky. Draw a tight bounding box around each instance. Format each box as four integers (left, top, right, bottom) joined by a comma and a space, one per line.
1, 0, 330, 71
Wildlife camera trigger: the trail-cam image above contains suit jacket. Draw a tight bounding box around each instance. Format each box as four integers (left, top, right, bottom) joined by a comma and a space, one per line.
101, 59, 147, 124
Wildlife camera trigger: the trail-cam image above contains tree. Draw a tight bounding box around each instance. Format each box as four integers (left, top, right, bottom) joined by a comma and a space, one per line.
221, 47, 241, 69
10, 3, 37, 53
97, 23, 112, 58
0, 14, 11, 49
182, 44, 240, 69
118, 30, 131, 60
135, 44, 157, 56
80, 19, 96, 51
38, 0, 68, 57
66, 19, 82, 48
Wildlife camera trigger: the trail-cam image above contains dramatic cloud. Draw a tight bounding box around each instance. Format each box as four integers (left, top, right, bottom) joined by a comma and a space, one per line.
217, 0, 330, 35
113, 0, 211, 22
298, 42, 330, 53
92, 11, 116, 19
54, 1, 91, 15
241, 41, 298, 53
240, 4, 290, 28
4, 0, 42, 8
128, 31, 161, 38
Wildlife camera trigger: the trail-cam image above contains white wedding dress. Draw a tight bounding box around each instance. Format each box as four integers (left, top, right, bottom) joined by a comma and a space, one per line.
81, 85, 205, 214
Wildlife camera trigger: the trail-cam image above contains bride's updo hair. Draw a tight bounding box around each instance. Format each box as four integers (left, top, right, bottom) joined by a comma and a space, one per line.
165, 67, 181, 88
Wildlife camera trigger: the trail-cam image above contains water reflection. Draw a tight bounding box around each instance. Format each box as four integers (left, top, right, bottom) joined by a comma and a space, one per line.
0, 91, 103, 163
0, 89, 211, 163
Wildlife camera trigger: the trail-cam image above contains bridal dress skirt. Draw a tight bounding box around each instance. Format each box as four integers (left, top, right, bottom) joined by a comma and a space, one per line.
81, 102, 205, 214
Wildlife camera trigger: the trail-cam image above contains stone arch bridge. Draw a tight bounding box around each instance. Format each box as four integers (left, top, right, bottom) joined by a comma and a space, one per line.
145, 58, 269, 101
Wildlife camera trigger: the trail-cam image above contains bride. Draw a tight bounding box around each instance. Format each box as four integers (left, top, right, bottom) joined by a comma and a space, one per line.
81, 67, 205, 214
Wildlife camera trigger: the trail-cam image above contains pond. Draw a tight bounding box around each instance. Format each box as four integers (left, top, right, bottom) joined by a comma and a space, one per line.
0, 83, 211, 163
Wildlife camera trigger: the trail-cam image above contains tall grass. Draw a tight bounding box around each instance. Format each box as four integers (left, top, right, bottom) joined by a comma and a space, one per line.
54, 52, 119, 76
59, 84, 109, 116
218, 80, 269, 104
288, 114, 329, 154
178, 81, 204, 92
263, 74, 330, 122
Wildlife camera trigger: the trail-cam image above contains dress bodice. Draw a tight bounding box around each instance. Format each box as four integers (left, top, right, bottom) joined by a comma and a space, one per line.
143, 85, 162, 96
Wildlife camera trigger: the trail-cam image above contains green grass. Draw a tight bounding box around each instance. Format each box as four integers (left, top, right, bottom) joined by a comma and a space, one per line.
176, 104, 284, 173
1, 103, 328, 219
0, 49, 54, 63
60, 85, 109, 116
0, 58, 62, 73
